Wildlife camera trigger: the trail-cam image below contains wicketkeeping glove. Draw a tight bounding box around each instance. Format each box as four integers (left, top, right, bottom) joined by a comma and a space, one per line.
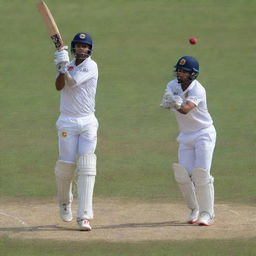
160, 90, 183, 110
160, 98, 172, 109
160, 90, 175, 109
172, 95, 183, 110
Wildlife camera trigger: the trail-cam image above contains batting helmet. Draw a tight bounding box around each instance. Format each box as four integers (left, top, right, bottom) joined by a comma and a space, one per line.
175, 56, 199, 81
71, 32, 93, 56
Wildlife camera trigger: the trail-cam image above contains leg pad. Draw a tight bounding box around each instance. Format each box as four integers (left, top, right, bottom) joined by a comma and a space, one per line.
55, 161, 76, 204
192, 168, 214, 217
77, 154, 96, 220
173, 163, 199, 211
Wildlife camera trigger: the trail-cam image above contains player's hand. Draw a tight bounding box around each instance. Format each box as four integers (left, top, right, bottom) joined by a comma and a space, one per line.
160, 98, 172, 109
172, 95, 183, 110
160, 91, 183, 110
54, 46, 69, 65
160, 90, 175, 109
163, 91, 174, 103
58, 62, 68, 74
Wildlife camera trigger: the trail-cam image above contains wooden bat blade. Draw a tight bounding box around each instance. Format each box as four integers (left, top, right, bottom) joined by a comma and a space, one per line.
37, 1, 64, 50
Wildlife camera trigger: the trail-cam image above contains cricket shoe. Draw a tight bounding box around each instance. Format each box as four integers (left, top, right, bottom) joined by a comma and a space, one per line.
198, 211, 214, 226
187, 208, 199, 224
77, 218, 92, 231
59, 203, 73, 222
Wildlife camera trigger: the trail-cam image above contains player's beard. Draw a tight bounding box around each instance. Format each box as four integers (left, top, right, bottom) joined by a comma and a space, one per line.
177, 77, 191, 86
75, 52, 89, 60
175, 72, 190, 84
74, 48, 92, 60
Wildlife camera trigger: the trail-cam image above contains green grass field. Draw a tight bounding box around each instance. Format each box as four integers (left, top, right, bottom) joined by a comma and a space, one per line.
1, 238, 256, 256
0, 0, 256, 255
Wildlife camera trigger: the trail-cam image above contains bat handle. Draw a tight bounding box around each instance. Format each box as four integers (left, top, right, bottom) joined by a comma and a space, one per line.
51, 34, 64, 50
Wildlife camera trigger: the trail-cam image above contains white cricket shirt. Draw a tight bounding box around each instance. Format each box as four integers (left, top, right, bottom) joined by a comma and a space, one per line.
59, 57, 98, 117
165, 79, 213, 133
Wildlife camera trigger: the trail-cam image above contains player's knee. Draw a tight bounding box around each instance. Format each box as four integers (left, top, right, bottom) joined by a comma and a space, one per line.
77, 153, 97, 176
55, 160, 76, 180
191, 168, 214, 186
173, 163, 192, 184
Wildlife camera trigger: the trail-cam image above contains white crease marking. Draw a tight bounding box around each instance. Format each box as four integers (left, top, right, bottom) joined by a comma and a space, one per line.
229, 210, 240, 216
0, 210, 28, 225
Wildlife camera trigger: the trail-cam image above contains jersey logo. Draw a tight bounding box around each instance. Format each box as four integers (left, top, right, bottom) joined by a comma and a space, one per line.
61, 132, 67, 137
78, 67, 89, 72
67, 66, 74, 71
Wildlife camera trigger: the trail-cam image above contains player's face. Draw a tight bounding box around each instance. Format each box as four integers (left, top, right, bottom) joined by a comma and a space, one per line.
74, 43, 91, 59
176, 69, 191, 83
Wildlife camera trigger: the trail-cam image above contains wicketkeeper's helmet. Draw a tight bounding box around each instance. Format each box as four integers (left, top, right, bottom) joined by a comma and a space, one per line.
175, 56, 199, 80
71, 32, 93, 56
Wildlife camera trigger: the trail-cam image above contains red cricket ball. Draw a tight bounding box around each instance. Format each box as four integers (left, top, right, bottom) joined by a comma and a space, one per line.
189, 37, 198, 45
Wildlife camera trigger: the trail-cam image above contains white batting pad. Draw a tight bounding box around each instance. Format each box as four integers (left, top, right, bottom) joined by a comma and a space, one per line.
55, 161, 76, 205
77, 153, 96, 176
192, 168, 214, 217
77, 153, 96, 220
173, 163, 199, 211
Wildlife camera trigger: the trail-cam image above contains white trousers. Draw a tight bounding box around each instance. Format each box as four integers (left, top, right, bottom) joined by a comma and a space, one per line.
177, 125, 216, 175
56, 113, 99, 162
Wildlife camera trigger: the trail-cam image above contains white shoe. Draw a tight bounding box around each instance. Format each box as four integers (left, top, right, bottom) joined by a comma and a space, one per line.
77, 218, 92, 231
187, 208, 199, 224
198, 211, 214, 226
60, 203, 73, 222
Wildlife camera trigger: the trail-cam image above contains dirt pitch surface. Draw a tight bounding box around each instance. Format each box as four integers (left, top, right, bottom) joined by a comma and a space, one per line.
1, 198, 256, 242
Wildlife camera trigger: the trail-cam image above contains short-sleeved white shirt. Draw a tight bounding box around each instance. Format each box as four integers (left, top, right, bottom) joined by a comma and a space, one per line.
165, 79, 213, 133
59, 56, 98, 117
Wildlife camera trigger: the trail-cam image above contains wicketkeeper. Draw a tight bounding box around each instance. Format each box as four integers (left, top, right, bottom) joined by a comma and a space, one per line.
160, 56, 216, 226
53, 32, 99, 231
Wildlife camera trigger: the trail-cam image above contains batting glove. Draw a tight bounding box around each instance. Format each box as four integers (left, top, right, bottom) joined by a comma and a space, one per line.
57, 62, 68, 74
54, 46, 69, 66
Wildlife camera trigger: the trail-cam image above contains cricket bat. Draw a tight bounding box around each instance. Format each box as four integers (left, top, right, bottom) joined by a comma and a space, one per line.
36, 1, 64, 50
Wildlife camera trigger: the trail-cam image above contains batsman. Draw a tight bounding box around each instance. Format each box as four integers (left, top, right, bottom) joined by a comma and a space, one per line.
53, 32, 99, 231
161, 56, 216, 226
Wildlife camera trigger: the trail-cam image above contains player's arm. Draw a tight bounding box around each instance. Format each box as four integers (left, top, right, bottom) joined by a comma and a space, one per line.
55, 73, 65, 90
169, 96, 196, 114
54, 47, 69, 90
177, 101, 196, 114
